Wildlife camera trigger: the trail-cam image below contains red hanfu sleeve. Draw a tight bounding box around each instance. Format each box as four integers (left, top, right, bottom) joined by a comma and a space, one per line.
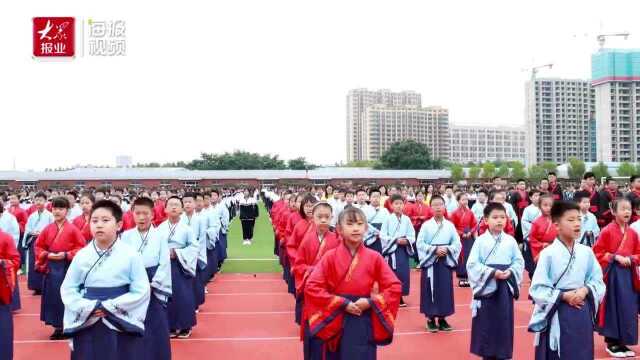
0, 232, 20, 302
369, 253, 401, 345
305, 251, 350, 345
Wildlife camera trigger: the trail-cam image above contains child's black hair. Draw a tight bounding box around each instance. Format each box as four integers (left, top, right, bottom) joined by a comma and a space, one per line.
51, 196, 70, 209
337, 206, 367, 226
390, 194, 404, 203
299, 193, 318, 218
34, 191, 47, 200
91, 199, 123, 222
183, 191, 198, 200
483, 202, 506, 218
551, 200, 580, 222
80, 191, 95, 203
165, 195, 183, 208
611, 198, 631, 213
430, 195, 445, 205
132, 196, 155, 210
572, 191, 591, 203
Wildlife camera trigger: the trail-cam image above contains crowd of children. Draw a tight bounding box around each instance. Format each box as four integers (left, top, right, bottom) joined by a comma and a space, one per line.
263, 171, 640, 359
0, 187, 239, 360
2, 171, 640, 359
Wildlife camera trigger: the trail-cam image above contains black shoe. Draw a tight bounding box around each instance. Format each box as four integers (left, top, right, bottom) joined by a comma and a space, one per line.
34, 290, 42, 296
426, 319, 438, 333
177, 329, 192, 339
606, 344, 627, 358
399, 298, 407, 308
438, 318, 452, 332
49, 329, 64, 340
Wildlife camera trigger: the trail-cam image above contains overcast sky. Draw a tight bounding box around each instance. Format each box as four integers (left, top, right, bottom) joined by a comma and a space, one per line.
1, 0, 638, 170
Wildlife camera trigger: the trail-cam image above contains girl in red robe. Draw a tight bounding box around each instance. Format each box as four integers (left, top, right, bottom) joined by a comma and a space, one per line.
304, 207, 401, 360
593, 198, 640, 357
276, 197, 293, 267
35, 196, 86, 340
528, 194, 557, 262
270, 194, 287, 256
450, 193, 477, 287
287, 194, 318, 324
293, 202, 342, 354
71, 192, 95, 242
283, 194, 304, 295
0, 229, 20, 360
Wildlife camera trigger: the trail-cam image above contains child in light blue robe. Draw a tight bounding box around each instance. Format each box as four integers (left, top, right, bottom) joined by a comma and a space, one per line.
574, 191, 600, 247
380, 195, 415, 304
416, 196, 461, 332
61, 200, 150, 360
363, 189, 389, 254
200, 207, 221, 281
212, 196, 230, 268
521, 197, 542, 241
467, 203, 524, 360
22, 196, 54, 294
180, 207, 208, 309
0, 211, 19, 246
156, 198, 199, 338
121, 210, 172, 360
364, 205, 390, 254
61, 239, 150, 359
528, 202, 605, 360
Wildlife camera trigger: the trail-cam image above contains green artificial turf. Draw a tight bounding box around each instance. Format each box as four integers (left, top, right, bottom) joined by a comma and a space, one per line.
221, 202, 282, 273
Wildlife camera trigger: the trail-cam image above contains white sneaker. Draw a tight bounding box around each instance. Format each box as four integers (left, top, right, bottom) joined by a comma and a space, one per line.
606, 345, 628, 358
623, 346, 636, 357
625, 350, 636, 357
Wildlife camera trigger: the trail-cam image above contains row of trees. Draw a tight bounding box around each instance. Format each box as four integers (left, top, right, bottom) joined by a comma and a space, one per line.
122, 140, 640, 178
134, 151, 318, 171
450, 158, 640, 182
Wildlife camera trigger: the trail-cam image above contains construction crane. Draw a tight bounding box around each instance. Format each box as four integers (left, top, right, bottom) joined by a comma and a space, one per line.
524, 63, 553, 81
597, 32, 630, 50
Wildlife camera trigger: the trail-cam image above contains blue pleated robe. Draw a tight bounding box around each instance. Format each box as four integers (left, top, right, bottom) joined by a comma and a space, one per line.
467, 231, 524, 359
416, 218, 461, 318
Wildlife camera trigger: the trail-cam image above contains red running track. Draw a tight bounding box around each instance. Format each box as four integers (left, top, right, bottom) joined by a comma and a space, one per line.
11, 271, 639, 359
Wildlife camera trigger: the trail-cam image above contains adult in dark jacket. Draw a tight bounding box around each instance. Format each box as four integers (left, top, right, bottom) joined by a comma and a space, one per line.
239, 189, 259, 245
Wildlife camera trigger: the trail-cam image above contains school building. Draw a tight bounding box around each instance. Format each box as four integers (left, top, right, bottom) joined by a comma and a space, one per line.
0, 167, 451, 191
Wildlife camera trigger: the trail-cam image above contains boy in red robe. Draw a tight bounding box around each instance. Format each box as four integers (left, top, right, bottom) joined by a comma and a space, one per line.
0, 228, 20, 360
152, 190, 168, 226
528, 194, 557, 262
35, 196, 86, 340
304, 206, 401, 360
548, 172, 563, 201
581, 172, 599, 215
593, 198, 640, 357
596, 177, 622, 228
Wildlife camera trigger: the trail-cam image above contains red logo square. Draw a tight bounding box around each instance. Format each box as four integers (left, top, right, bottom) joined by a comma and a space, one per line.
33, 17, 75, 57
